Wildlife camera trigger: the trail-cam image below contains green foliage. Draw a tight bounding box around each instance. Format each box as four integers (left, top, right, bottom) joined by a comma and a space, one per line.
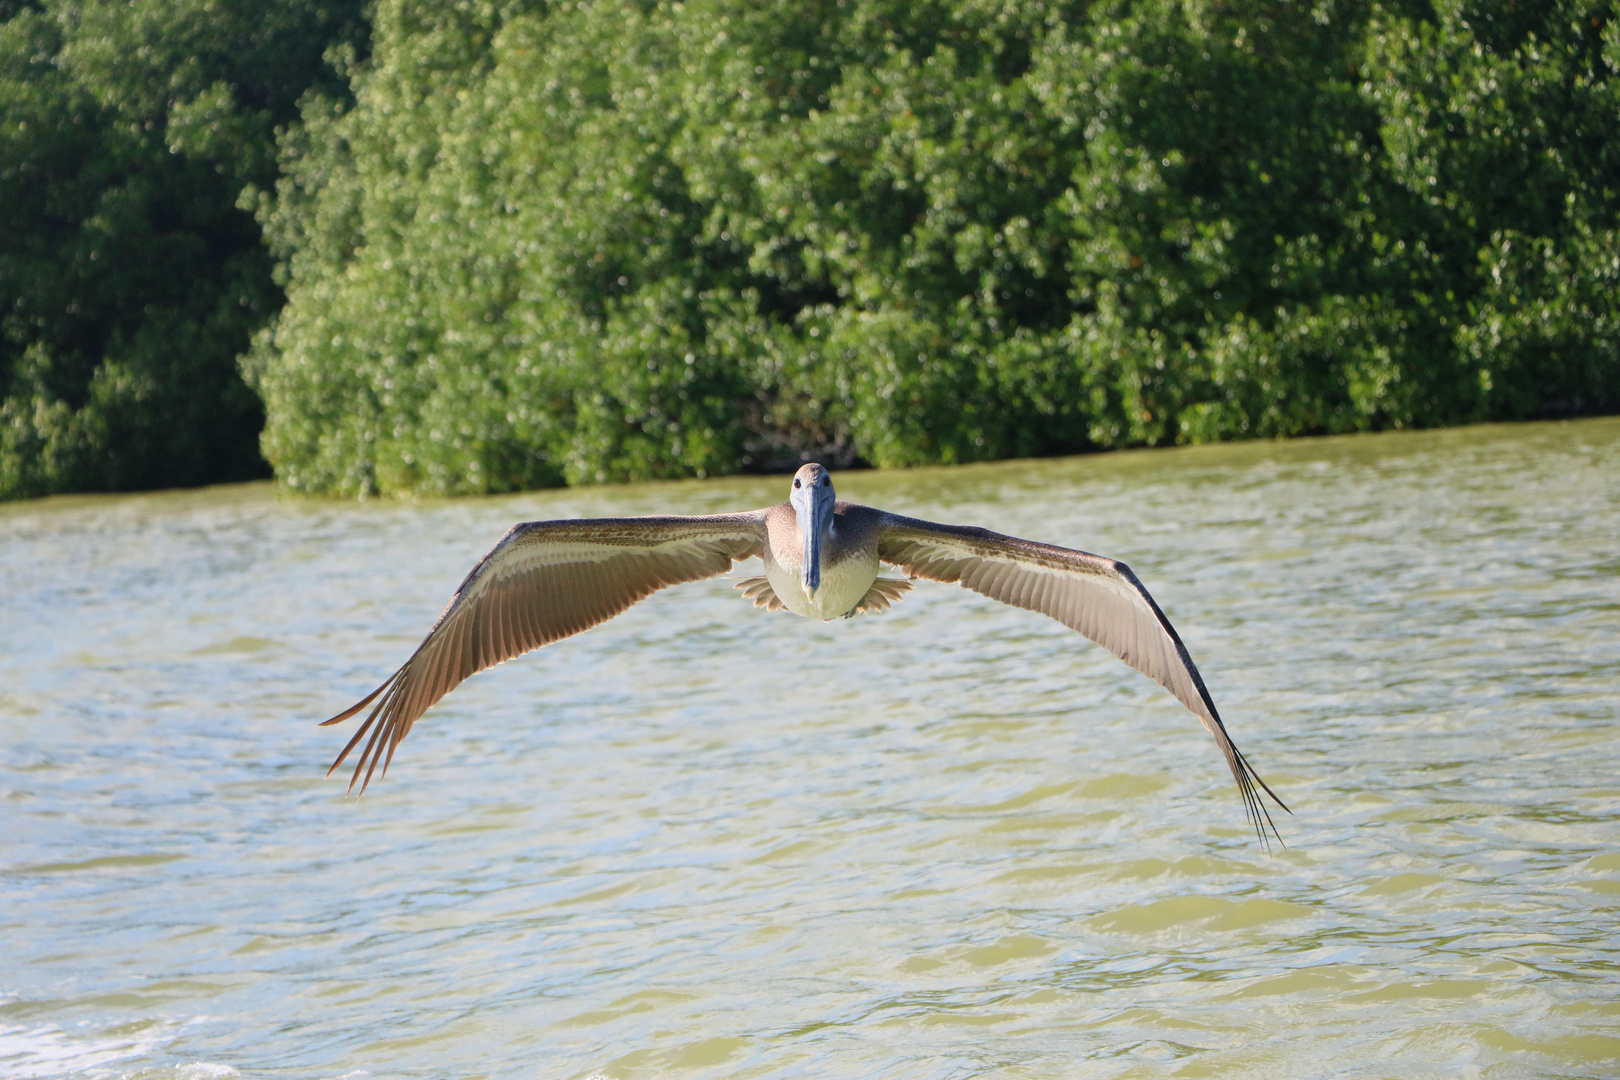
0, 0, 367, 498
240, 0, 1620, 493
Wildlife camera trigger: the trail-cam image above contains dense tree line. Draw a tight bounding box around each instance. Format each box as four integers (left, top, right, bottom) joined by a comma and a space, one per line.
0, 0, 366, 498
5, 0, 1617, 500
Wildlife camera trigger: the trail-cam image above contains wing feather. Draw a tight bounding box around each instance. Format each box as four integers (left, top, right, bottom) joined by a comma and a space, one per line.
877, 512, 1286, 845
323, 513, 768, 792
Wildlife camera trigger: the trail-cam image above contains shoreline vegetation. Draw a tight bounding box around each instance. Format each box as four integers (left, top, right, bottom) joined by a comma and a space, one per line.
4, 0, 1618, 501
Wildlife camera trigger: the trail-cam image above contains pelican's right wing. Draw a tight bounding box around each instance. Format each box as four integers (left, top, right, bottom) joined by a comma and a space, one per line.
324, 512, 769, 792
876, 513, 1286, 844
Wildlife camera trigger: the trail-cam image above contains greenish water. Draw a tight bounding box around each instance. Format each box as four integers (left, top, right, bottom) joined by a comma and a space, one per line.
2, 419, 1618, 1079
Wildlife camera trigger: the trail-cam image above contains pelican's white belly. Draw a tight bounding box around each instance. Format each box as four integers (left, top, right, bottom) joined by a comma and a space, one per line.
764, 548, 878, 621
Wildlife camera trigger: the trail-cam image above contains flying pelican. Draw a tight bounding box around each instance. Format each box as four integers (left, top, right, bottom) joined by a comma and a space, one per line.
324, 464, 1287, 842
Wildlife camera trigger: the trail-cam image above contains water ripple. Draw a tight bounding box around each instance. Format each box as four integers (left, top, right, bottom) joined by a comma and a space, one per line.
3, 419, 1618, 1078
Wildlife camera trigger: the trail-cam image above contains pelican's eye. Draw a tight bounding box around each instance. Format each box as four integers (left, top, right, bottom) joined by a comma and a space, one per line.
793, 478, 801, 488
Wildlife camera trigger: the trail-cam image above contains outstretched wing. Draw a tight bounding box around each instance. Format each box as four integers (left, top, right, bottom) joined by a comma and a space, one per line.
877, 513, 1286, 844
324, 513, 769, 792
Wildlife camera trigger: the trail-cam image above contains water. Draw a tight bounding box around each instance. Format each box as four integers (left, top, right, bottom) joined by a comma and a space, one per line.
2, 418, 1618, 1079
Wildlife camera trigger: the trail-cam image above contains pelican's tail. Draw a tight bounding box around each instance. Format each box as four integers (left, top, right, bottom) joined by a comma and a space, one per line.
851, 576, 913, 616
734, 575, 787, 611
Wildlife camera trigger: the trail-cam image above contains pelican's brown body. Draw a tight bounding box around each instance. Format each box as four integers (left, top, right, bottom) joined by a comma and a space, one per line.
748, 502, 902, 620
324, 464, 1286, 842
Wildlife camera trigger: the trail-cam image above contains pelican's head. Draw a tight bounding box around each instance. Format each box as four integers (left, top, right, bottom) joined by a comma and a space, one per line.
789, 463, 835, 594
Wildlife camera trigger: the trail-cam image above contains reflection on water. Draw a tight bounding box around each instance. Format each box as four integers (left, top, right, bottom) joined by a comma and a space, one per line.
2, 418, 1618, 1079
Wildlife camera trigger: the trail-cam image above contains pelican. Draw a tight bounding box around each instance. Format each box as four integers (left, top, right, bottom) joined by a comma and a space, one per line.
325, 464, 1287, 842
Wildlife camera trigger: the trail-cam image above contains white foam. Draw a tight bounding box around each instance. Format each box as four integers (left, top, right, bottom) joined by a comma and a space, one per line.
0, 1021, 163, 1079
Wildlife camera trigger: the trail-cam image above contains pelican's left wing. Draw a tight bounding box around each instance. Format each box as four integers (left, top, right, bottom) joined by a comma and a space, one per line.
876, 513, 1286, 843
324, 513, 769, 792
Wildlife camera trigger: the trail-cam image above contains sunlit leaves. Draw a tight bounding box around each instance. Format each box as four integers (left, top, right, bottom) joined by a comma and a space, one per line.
252, 0, 1620, 497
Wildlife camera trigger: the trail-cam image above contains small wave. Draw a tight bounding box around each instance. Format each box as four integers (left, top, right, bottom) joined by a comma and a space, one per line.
0, 1021, 162, 1079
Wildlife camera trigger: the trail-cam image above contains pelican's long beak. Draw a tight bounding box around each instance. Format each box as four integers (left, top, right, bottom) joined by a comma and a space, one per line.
802, 508, 825, 594
791, 465, 835, 595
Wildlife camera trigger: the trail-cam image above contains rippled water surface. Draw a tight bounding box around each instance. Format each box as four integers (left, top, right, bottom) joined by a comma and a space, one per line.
3, 419, 1619, 1079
